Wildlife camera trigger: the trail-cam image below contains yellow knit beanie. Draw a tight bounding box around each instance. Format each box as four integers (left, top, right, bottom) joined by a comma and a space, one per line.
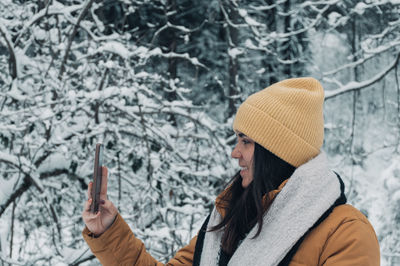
233, 77, 325, 167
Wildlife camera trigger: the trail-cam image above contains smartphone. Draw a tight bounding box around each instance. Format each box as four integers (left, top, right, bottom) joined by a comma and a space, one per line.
90, 143, 103, 213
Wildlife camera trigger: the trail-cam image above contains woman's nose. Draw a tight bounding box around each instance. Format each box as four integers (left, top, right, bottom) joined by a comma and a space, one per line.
231, 145, 240, 159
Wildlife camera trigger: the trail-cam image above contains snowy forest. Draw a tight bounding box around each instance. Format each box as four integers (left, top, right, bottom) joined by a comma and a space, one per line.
0, 0, 399, 265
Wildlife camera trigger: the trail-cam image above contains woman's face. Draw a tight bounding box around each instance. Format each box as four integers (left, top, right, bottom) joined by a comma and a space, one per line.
231, 131, 255, 188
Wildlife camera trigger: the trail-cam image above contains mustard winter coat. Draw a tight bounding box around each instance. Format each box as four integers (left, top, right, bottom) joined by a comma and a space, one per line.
83, 181, 380, 266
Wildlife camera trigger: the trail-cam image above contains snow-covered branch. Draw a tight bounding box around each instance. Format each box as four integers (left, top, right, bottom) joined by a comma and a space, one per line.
151, 21, 206, 45
0, 252, 26, 266
13, 3, 84, 46
323, 39, 400, 76
147, 48, 208, 70
218, 0, 248, 29
0, 19, 17, 79
1, 0, 398, 263
325, 53, 400, 99
59, 0, 95, 79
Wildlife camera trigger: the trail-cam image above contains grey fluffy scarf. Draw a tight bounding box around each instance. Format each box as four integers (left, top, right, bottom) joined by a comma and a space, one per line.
199, 151, 341, 266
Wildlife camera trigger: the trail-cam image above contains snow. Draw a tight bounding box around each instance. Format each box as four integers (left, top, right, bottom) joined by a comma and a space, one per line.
61, 246, 92, 265
385, 176, 400, 193
58, 42, 66, 51
148, 48, 207, 68
49, 28, 58, 43
325, 53, 400, 99
103, 86, 119, 98
0, 221, 9, 258
244, 15, 262, 27
165, 203, 203, 216
40, 108, 55, 120
135, 71, 150, 78
392, 190, 400, 204
97, 41, 130, 59
328, 12, 341, 26
68, 90, 76, 101
238, 8, 262, 26
327, 11, 349, 27
145, 226, 170, 239
166, 21, 192, 33
120, 86, 133, 98
7, 80, 27, 101
0, 18, 13, 43
37, 153, 70, 174
382, 159, 400, 194
77, 160, 93, 178
134, 46, 149, 57
362, 154, 400, 252
245, 38, 258, 49
321, 33, 344, 49
12, 2, 83, 46
0, 151, 20, 166
228, 47, 243, 59
149, 47, 162, 56
354, 2, 368, 15
102, 60, 115, 68
1, 0, 400, 264
161, 123, 178, 136
0, 176, 19, 206
238, 8, 247, 17
256, 68, 265, 74
33, 26, 46, 40
84, 77, 97, 91
137, 92, 158, 108
0, 252, 25, 266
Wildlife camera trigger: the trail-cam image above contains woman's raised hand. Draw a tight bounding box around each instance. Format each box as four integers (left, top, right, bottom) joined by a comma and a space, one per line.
82, 166, 118, 236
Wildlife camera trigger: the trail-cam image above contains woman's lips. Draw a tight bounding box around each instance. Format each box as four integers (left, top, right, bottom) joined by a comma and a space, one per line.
240, 167, 248, 175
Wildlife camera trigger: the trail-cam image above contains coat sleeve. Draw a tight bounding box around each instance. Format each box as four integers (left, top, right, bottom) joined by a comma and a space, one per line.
82, 213, 197, 266
320, 219, 380, 266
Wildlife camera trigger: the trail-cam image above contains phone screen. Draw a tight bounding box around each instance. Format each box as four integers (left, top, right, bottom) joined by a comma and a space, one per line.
90, 143, 103, 213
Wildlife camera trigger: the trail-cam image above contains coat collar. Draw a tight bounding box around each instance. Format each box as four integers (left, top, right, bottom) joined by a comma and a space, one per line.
200, 151, 341, 266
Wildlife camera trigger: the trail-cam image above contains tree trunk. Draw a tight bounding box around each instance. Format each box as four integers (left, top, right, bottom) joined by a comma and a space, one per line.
226, 0, 239, 119
276, 0, 291, 79
166, 0, 178, 126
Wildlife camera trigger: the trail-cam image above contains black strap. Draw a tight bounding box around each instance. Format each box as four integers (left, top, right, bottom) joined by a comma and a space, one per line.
277, 172, 347, 266
193, 213, 211, 266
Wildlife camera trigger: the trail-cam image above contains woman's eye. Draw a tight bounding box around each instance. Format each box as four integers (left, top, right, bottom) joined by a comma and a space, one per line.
242, 139, 250, 144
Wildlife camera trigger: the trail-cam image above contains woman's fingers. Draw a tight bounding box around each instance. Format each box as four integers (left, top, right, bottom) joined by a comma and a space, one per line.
83, 199, 102, 219
84, 198, 92, 212
87, 182, 93, 199
100, 166, 108, 200
82, 199, 95, 221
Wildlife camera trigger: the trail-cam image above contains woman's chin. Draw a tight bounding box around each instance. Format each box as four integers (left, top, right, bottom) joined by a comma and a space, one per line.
241, 177, 252, 188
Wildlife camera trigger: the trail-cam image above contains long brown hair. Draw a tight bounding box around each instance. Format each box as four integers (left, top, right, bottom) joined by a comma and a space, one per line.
210, 143, 296, 255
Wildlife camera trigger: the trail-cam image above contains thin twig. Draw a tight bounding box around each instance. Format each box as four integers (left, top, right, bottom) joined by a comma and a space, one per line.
135, 92, 153, 181
395, 63, 400, 153
58, 0, 95, 79
325, 53, 400, 99
0, 20, 17, 79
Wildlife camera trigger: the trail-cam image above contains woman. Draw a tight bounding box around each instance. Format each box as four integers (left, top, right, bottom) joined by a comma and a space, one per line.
82, 77, 380, 265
